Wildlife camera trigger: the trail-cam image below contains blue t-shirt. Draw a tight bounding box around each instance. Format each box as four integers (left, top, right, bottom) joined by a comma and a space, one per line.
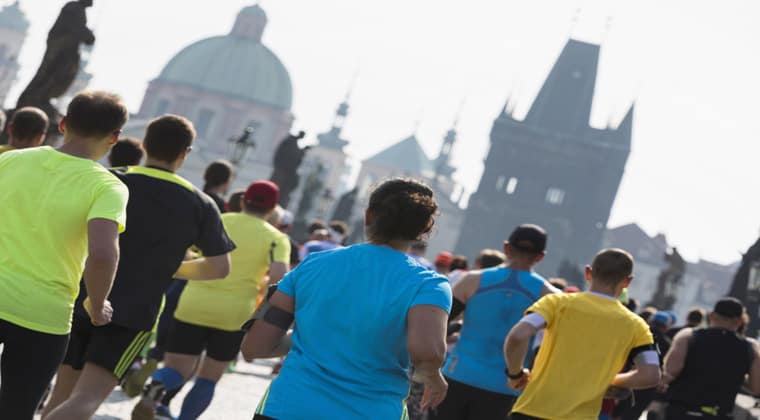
443, 267, 547, 395
257, 243, 452, 420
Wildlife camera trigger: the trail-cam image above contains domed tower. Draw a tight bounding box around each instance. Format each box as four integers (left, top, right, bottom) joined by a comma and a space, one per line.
0, 1, 29, 106
136, 4, 294, 187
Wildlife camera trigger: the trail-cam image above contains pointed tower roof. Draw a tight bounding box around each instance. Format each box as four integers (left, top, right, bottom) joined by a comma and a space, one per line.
524, 39, 599, 133
365, 135, 434, 175
317, 96, 350, 151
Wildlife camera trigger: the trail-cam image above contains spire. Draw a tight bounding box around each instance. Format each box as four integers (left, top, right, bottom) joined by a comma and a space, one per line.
524, 39, 600, 134
434, 114, 459, 179
317, 91, 351, 151
231, 4, 268, 42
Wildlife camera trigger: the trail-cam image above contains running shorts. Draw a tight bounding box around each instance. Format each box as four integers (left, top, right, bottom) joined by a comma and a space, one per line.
166, 318, 244, 362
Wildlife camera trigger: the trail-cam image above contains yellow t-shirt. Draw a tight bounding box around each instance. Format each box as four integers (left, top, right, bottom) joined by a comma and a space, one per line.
0, 144, 15, 155
175, 212, 290, 331
0, 146, 128, 334
512, 292, 653, 420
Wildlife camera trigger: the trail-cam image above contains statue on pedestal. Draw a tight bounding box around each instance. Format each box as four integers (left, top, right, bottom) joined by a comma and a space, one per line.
648, 247, 686, 310
270, 130, 309, 207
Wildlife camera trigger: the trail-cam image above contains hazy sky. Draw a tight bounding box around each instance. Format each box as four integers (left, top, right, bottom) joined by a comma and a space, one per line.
5, 0, 760, 265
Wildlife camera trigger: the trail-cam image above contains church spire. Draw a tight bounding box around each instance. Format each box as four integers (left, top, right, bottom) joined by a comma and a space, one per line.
317, 88, 351, 151
434, 113, 459, 179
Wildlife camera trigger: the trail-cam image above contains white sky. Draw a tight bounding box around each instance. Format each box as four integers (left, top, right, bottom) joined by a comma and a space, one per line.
5, 0, 760, 265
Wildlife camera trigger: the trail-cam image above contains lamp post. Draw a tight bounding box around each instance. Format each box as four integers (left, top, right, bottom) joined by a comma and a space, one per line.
227, 125, 257, 167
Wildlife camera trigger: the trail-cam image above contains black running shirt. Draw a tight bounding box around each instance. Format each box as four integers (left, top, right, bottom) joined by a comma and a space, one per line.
74, 166, 236, 331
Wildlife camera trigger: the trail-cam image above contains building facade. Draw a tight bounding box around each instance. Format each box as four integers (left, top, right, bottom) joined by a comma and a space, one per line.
0, 1, 28, 107
129, 4, 294, 189
456, 39, 633, 274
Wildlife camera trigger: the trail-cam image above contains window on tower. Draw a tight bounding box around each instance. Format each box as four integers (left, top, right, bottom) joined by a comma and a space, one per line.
495, 175, 506, 191
195, 109, 216, 139
506, 177, 518, 195
545, 187, 565, 205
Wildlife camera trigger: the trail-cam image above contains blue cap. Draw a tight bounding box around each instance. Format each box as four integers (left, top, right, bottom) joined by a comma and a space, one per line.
652, 312, 670, 326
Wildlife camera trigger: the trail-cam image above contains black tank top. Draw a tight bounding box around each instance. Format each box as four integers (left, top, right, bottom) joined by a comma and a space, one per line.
668, 328, 753, 415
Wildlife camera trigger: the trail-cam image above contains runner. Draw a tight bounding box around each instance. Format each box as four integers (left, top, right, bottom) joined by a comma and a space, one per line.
429, 224, 558, 420
108, 137, 144, 166
474, 249, 507, 270
504, 248, 661, 420
203, 160, 233, 213
409, 240, 434, 270
0, 106, 49, 154
661, 297, 760, 419
242, 178, 452, 420
133, 180, 290, 420
299, 220, 348, 260
667, 308, 705, 339
43, 114, 236, 420
0, 91, 129, 419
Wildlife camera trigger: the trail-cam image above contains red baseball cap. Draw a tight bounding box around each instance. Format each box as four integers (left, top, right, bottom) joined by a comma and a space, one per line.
435, 252, 454, 266
244, 180, 279, 210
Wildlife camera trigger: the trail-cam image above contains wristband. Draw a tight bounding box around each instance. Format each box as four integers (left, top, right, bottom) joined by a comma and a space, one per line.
506, 369, 525, 380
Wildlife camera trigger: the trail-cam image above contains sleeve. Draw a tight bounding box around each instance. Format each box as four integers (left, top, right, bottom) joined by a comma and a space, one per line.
410, 272, 453, 313
277, 268, 298, 297
269, 233, 291, 264
195, 199, 236, 257
88, 177, 129, 233
525, 294, 561, 327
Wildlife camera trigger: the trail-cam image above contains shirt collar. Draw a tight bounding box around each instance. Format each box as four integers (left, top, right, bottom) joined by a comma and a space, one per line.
585, 291, 618, 301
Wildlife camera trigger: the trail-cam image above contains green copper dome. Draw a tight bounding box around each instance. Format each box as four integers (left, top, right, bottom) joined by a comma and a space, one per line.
155, 5, 292, 110
0, 2, 29, 33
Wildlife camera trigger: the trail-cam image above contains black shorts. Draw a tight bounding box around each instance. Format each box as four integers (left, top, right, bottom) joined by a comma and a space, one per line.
428, 377, 516, 420
166, 318, 244, 362
63, 316, 152, 380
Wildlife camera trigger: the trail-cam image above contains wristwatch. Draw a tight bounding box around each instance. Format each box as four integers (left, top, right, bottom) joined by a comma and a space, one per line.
506, 369, 525, 380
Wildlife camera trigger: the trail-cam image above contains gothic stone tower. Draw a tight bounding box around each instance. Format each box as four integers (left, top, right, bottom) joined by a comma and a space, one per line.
456, 39, 633, 275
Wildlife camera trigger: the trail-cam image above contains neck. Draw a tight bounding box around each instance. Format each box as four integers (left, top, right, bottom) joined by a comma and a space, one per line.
57, 136, 101, 160
9, 138, 33, 149
369, 239, 412, 253
588, 282, 620, 297
710, 320, 738, 331
145, 158, 177, 172
507, 260, 533, 271
206, 184, 226, 194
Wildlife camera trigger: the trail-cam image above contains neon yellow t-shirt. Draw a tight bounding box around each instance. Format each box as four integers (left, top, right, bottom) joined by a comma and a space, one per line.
0, 147, 128, 334
175, 212, 290, 331
512, 292, 653, 420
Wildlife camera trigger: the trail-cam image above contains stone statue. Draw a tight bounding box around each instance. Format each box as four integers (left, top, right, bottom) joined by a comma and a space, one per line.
228, 126, 256, 166
294, 163, 325, 224
15, 0, 95, 130
270, 130, 310, 207
649, 247, 686, 310
331, 187, 358, 224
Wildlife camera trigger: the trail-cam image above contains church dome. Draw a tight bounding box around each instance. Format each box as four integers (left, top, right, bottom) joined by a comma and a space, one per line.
155, 4, 292, 110
0, 2, 29, 32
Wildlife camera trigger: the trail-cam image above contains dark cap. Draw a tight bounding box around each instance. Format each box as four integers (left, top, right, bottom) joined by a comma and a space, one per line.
244, 180, 279, 210
713, 297, 744, 319
508, 224, 547, 254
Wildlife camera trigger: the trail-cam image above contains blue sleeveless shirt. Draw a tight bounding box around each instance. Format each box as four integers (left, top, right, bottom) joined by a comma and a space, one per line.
443, 267, 546, 395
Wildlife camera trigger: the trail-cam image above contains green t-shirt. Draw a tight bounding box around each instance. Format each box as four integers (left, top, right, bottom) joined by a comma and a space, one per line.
0, 146, 128, 334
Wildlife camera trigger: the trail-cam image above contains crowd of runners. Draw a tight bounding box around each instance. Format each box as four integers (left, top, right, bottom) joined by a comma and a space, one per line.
0, 91, 758, 420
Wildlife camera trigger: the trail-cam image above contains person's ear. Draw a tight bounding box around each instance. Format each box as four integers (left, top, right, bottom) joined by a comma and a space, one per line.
35, 133, 46, 146
585, 265, 593, 282
503, 242, 510, 256
534, 251, 545, 263
364, 208, 373, 226
58, 117, 66, 135
623, 275, 633, 287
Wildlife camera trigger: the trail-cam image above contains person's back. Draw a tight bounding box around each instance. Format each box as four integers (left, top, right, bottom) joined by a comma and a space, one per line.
261, 244, 449, 418
445, 267, 545, 394
0, 145, 125, 333
668, 328, 751, 415
175, 211, 289, 331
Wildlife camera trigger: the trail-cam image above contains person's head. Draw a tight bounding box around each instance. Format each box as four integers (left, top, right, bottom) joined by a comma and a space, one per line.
686, 308, 706, 327
328, 220, 349, 245
450, 255, 468, 271
266, 205, 285, 228
61, 91, 128, 158
475, 248, 506, 269
709, 297, 746, 331
650, 312, 671, 332
108, 137, 144, 166
311, 228, 329, 241
434, 252, 454, 274
626, 297, 639, 313
243, 180, 279, 217
203, 160, 233, 194
8, 107, 48, 148
503, 224, 547, 269
308, 220, 327, 239
279, 210, 294, 233
365, 178, 438, 249
639, 306, 657, 323
585, 248, 634, 297
548, 277, 568, 292
227, 189, 245, 213
142, 114, 195, 170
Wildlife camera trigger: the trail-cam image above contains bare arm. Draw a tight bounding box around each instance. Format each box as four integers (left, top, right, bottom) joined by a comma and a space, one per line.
83, 219, 120, 308
408, 304, 449, 410
747, 339, 760, 395
504, 320, 540, 389
174, 254, 231, 280
612, 363, 661, 389
663, 328, 692, 385
241, 291, 294, 361
268, 262, 288, 285
453, 272, 481, 304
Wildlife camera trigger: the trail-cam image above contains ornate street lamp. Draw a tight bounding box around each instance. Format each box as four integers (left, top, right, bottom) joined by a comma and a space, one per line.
227, 125, 257, 166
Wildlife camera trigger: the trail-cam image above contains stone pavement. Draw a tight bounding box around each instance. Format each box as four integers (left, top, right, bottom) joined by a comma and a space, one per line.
59, 359, 275, 420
